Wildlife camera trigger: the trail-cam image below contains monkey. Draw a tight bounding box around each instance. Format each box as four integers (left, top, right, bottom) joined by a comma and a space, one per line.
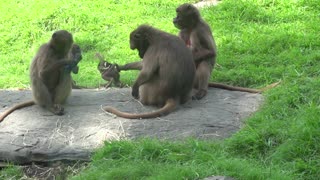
67, 43, 85, 89
68, 44, 82, 74
103, 25, 196, 119
0, 30, 79, 122
93, 58, 141, 88
95, 53, 123, 88
173, 3, 279, 99
173, 3, 216, 100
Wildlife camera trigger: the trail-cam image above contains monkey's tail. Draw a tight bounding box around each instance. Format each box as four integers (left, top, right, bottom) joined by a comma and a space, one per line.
208, 81, 281, 93
103, 98, 177, 119
258, 81, 281, 91
0, 100, 35, 122
95, 52, 104, 63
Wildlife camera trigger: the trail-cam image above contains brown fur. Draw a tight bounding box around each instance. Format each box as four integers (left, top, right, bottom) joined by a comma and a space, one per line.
104, 25, 196, 119
95, 53, 122, 88
95, 56, 142, 88
118, 61, 142, 71
208, 82, 280, 93
173, 3, 278, 99
69, 43, 84, 89
69, 43, 82, 74
0, 30, 76, 122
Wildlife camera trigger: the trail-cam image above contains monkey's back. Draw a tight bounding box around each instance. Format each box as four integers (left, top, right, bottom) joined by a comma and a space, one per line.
31, 44, 62, 91
145, 33, 196, 101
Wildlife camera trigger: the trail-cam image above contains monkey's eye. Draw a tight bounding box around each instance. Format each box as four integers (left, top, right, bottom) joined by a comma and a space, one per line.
134, 33, 141, 39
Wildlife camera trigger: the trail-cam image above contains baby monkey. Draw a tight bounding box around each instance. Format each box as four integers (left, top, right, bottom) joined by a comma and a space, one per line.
95, 53, 123, 88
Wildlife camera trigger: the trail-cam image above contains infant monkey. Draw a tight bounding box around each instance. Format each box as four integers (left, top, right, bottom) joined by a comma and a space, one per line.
95, 53, 123, 88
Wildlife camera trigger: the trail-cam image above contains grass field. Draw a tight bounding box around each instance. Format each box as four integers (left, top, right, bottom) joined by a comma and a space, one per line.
1, 0, 320, 179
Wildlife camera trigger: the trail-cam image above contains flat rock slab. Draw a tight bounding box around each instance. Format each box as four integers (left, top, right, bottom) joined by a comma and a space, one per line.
0, 88, 263, 164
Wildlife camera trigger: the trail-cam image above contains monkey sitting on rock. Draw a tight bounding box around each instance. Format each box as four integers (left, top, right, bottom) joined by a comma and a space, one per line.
173, 3, 280, 99
103, 24, 196, 119
0, 30, 82, 122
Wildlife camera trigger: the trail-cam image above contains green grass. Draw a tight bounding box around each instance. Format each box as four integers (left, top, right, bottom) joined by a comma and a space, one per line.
72, 139, 293, 180
1, 0, 320, 179
0, 165, 23, 179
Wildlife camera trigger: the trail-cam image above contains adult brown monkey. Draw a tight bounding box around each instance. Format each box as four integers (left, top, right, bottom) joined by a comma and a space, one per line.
173, 3, 279, 99
0, 30, 80, 122
103, 25, 196, 119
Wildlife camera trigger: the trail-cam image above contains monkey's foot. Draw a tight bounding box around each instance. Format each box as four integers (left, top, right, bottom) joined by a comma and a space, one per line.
192, 89, 207, 100
114, 81, 124, 88
131, 86, 139, 99
104, 80, 113, 88
51, 104, 64, 115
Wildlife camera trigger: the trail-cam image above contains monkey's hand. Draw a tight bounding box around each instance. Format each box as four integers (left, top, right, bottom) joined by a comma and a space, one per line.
131, 84, 139, 99
65, 60, 79, 74
72, 66, 79, 74
193, 49, 216, 62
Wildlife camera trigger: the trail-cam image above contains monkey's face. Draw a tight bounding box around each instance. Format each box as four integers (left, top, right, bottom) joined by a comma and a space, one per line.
173, 3, 199, 30
129, 31, 139, 50
71, 44, 81, 54
51, 30, 74, 55
70, 44, 82, 62
130, 26, 150, 58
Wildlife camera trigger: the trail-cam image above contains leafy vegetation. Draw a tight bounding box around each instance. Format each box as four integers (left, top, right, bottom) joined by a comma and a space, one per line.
1, 0, 319, 179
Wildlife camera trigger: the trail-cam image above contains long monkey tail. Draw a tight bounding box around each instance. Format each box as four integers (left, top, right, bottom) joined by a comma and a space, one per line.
95, 52, 105, 63
0, 100, 35, 122
103, 98, 177, 119
208, 81, 281, 93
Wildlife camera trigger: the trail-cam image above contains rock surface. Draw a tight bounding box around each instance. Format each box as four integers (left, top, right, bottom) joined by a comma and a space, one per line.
0, 88, 263, 164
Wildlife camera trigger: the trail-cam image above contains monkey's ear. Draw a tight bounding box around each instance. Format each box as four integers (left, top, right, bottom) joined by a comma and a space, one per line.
52, 32, 57, 39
